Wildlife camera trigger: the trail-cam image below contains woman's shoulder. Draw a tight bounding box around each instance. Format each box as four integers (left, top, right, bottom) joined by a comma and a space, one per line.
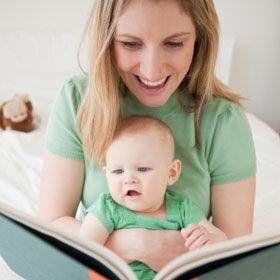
203, 97, 243, 117
68, 74, 88, 89
201, 97, 247, 130
54, 74, 88, 111
199, 97, 253, 151
200, 97, 256, 182
61, 74, 88, 98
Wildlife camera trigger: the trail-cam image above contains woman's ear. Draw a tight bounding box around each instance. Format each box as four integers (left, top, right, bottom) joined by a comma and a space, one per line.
102, 166, 106, 174
167, 159, 182, 186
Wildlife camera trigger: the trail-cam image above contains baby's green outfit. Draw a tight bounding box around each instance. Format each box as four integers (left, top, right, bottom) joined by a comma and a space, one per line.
86, 189, 204, 280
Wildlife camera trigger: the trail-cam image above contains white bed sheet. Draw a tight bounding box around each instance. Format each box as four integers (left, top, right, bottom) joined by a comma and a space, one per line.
0, 96, 52, 215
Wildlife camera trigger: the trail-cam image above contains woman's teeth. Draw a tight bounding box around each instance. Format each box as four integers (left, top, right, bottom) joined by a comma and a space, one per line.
138, 76, 168, 87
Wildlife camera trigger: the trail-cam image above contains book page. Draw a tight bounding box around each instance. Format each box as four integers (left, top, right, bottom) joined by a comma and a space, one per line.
0, 201, 137, 280
0, 256, 26, 280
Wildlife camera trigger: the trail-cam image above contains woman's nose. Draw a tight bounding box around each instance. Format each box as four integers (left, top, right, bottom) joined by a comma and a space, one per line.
139, 47, 165, 81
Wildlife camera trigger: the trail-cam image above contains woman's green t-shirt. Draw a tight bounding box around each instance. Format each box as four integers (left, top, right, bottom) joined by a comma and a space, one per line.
45, 75, 256, 218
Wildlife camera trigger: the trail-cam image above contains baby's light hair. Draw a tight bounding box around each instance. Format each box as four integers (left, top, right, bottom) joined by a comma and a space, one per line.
113, 115, 175, 159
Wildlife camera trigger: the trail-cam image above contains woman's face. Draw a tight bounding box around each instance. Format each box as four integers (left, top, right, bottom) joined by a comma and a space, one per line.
112, 0, 196, 107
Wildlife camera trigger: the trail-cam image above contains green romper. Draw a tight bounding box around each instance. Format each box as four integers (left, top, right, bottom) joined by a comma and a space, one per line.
87, 189, 204, 280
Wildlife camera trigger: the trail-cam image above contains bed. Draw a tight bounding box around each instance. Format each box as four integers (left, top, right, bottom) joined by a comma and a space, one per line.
0, 27, 279, 234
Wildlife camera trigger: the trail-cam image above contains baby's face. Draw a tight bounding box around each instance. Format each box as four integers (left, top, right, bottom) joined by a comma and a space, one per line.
105, 129, 173, 214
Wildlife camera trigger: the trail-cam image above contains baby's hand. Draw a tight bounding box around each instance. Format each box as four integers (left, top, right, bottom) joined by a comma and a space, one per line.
181, 224, 211, 251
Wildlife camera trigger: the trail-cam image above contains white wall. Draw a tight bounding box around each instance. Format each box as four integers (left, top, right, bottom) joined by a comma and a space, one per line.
215, 0, 280, 133
0, 0, 91, 31
0, 0, 279, 132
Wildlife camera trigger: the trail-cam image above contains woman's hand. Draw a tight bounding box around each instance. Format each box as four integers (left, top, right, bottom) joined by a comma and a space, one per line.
105, 228, 186, 272
140, 230, 187, 271
105, 229, 145, 263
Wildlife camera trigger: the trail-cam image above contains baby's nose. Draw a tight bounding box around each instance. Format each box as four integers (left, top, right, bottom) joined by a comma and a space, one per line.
124, 175, 139, 184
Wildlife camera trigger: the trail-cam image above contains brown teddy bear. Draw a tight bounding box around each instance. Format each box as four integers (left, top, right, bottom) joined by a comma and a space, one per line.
0, 94, 35, 132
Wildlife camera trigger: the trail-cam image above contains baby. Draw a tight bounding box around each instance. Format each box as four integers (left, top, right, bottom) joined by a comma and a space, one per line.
80, 115, 227, 280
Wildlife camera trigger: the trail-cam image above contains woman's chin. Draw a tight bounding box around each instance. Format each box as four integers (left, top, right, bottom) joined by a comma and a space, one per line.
141, 98, 169, 108
132, 89, 172, 107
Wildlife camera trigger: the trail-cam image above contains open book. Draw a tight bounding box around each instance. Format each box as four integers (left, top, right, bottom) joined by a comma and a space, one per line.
1, 201, 280, 280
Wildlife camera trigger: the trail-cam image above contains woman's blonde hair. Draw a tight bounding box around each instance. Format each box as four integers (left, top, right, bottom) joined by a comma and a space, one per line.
77, 0, 242, 166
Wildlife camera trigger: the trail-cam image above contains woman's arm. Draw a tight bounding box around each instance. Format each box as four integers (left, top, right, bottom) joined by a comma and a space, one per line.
80, 214, 110, 245
211, 176, 256, 238
106, 229, 186, 271
38, 151, 84, 232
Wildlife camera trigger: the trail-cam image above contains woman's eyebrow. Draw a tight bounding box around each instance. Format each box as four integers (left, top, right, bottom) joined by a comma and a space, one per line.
165, 32, 191, 40
115, 32, 191, 40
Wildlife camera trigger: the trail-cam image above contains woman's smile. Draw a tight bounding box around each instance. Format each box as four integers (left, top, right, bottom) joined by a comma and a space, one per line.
134, 74, 171, 96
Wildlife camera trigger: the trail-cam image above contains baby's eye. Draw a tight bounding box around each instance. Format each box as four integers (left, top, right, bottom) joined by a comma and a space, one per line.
137, 167, 150, 172
165, 42, 184, 48
112, 169, 124, 174
121, 41, 142, 49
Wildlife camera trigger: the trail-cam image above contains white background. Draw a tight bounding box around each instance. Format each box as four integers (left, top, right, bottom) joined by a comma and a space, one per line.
215, 0, 280, 133
0, 0, 279, 133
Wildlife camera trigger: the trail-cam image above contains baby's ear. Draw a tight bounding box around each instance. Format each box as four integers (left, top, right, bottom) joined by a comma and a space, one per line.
102, 166, 106, 174
167, 159, 182, 186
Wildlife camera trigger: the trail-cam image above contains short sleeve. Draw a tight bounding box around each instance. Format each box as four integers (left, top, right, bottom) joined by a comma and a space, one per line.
207, 104, 256, 185
86, 193, 115, 234
45, 76, 86, 160
181, 197, 204, 226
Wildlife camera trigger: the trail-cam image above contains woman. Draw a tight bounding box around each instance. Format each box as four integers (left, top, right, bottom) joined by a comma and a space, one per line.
39, 0, 256, 271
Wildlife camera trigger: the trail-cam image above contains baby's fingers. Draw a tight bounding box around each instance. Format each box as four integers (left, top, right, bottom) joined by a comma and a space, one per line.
184, 228, 206, 248
188, 235, 210, 250
181, 224, 200, 238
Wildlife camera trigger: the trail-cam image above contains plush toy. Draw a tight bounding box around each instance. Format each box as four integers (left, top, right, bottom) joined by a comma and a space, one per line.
0, 94, 35, 132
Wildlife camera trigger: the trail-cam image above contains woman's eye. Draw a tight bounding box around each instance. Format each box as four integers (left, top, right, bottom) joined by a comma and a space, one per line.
121, 41, 141, 49
112, 169, 123, 174
165, 42, 184, 48
137, 167, 150, 172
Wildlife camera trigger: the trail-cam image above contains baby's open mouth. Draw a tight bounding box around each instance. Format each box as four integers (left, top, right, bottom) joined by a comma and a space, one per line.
127, 190, 141, 196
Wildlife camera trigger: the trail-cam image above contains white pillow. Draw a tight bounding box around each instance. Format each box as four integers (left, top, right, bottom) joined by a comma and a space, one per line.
0, 29, 87, 101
